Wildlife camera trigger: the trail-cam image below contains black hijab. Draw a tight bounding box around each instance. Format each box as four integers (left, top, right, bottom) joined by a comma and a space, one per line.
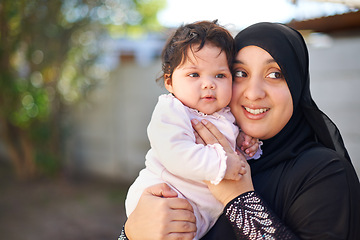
202, 23, 360, 240
234, 22, 351, 175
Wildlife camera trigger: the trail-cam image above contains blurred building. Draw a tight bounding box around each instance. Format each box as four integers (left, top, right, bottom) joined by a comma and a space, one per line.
288, 10, 360, 175
67, 10, 360, 182
65, 33, 167, 182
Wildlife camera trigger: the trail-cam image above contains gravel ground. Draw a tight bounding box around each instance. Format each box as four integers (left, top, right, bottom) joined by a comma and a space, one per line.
0, 163, 129, 240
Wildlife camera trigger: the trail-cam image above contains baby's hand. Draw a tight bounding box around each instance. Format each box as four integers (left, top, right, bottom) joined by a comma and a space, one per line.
237, 131, 261, 158
224, 152, 247, 181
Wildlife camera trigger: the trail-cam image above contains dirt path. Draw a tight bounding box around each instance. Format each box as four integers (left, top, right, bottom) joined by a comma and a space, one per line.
0, 164, 128, 240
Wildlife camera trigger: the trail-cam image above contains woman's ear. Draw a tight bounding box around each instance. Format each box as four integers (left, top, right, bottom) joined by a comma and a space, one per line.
164, 74, 173, 93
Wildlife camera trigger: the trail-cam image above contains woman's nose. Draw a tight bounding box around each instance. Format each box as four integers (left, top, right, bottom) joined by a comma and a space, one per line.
243, 77, 265, 100
201, 77, 216, 89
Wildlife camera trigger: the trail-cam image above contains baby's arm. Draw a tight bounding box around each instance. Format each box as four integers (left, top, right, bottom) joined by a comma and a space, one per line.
148, 96, 229, 183
237, 131, 262, 159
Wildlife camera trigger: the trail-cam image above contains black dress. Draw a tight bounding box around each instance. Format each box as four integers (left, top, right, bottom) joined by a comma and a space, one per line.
202, 146, 360, 239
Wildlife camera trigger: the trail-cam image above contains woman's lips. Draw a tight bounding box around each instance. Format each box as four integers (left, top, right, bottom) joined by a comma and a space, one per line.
244, 106, 269, 115
242, 106, 269, 119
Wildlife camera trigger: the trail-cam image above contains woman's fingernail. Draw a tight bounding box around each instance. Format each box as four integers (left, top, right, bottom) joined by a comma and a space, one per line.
201, 119, 208, 125
191, 119, 199, 125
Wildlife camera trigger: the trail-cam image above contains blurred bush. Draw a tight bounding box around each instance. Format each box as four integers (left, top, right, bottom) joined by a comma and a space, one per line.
0, 0, 165, 180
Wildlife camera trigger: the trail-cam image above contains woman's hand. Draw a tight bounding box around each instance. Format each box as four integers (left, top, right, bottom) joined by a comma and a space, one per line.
206, 177, 254, 206
191, 119, 254, 206
125, 183, 197, 240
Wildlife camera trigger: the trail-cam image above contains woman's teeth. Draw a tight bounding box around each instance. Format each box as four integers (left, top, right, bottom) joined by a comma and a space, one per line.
244, 107, 268, 115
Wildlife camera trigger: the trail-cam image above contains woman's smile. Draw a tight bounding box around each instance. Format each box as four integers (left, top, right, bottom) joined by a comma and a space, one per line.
241, 105, 269, 120
243, 106, 269, 115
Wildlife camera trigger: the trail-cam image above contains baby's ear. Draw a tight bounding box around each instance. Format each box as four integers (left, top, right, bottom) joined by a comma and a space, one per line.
164, 74, 173, 93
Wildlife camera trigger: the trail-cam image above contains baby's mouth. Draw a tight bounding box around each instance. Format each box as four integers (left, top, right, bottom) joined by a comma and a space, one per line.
202, 95, 215, 100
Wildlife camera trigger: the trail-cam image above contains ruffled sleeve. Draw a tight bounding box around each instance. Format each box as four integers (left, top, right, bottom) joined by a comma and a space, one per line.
224, 191, 298, 239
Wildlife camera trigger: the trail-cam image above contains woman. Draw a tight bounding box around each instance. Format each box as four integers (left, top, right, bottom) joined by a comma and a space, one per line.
119, 22, 360, 239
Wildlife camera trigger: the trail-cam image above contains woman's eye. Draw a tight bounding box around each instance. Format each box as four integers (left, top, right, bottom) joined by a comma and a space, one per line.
189, 73, 199, 77
235, 71, 247, 78
215, 74, 225, 78
267, 72, 283, 79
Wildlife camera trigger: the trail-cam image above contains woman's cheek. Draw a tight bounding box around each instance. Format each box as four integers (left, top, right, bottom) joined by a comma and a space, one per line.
229, 90, 243, 127
230, 85, 242, 111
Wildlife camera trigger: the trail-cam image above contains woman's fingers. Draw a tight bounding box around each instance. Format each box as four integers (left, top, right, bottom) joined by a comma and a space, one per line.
191, 119, 218, 145
167, 232, 196, 240
169, 209, 196, 224
167, 197, 194, 213
148, 183, 179, 198
194, 129, 205, 145
162, 199, 197, 239
192, 119, 233, 153
125, 184, 197, 240
168, 207, 197, 227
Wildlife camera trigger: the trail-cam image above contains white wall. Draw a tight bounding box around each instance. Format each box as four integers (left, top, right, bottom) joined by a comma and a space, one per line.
307, 32, 360, 174
66, 59, 166, 182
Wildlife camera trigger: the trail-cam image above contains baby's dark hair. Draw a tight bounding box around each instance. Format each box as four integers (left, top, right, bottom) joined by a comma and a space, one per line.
157, 20, 235, 84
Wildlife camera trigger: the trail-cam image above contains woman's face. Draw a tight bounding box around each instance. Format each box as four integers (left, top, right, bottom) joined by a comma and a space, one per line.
230, 46, 293, 140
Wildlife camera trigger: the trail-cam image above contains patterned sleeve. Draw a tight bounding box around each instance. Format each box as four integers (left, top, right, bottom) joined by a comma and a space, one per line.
224, 191, 299, 240
117, 226, 128, 240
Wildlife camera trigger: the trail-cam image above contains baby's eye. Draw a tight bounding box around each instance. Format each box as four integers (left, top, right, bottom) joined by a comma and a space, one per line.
215, 74, 225, 78
267, 72, 283, 79
235, 71, 247, 78
189, 73, 199, 77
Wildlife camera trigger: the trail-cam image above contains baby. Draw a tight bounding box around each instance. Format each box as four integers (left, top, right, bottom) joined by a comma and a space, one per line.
125, 20, 261, 239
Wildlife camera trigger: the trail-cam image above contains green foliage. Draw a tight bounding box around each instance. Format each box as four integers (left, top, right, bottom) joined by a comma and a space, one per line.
35, 149, 61, 177
0, 0, 165, 178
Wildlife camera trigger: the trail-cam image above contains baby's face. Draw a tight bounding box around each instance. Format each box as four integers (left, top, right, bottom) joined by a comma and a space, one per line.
165, 43, 232, 115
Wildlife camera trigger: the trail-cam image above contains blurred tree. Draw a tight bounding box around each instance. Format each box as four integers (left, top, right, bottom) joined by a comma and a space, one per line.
0, 0, 165, 180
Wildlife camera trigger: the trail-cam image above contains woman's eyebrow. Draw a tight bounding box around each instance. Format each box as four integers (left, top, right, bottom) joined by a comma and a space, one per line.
233, 58, 277, 65
266, 59, 277, 64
